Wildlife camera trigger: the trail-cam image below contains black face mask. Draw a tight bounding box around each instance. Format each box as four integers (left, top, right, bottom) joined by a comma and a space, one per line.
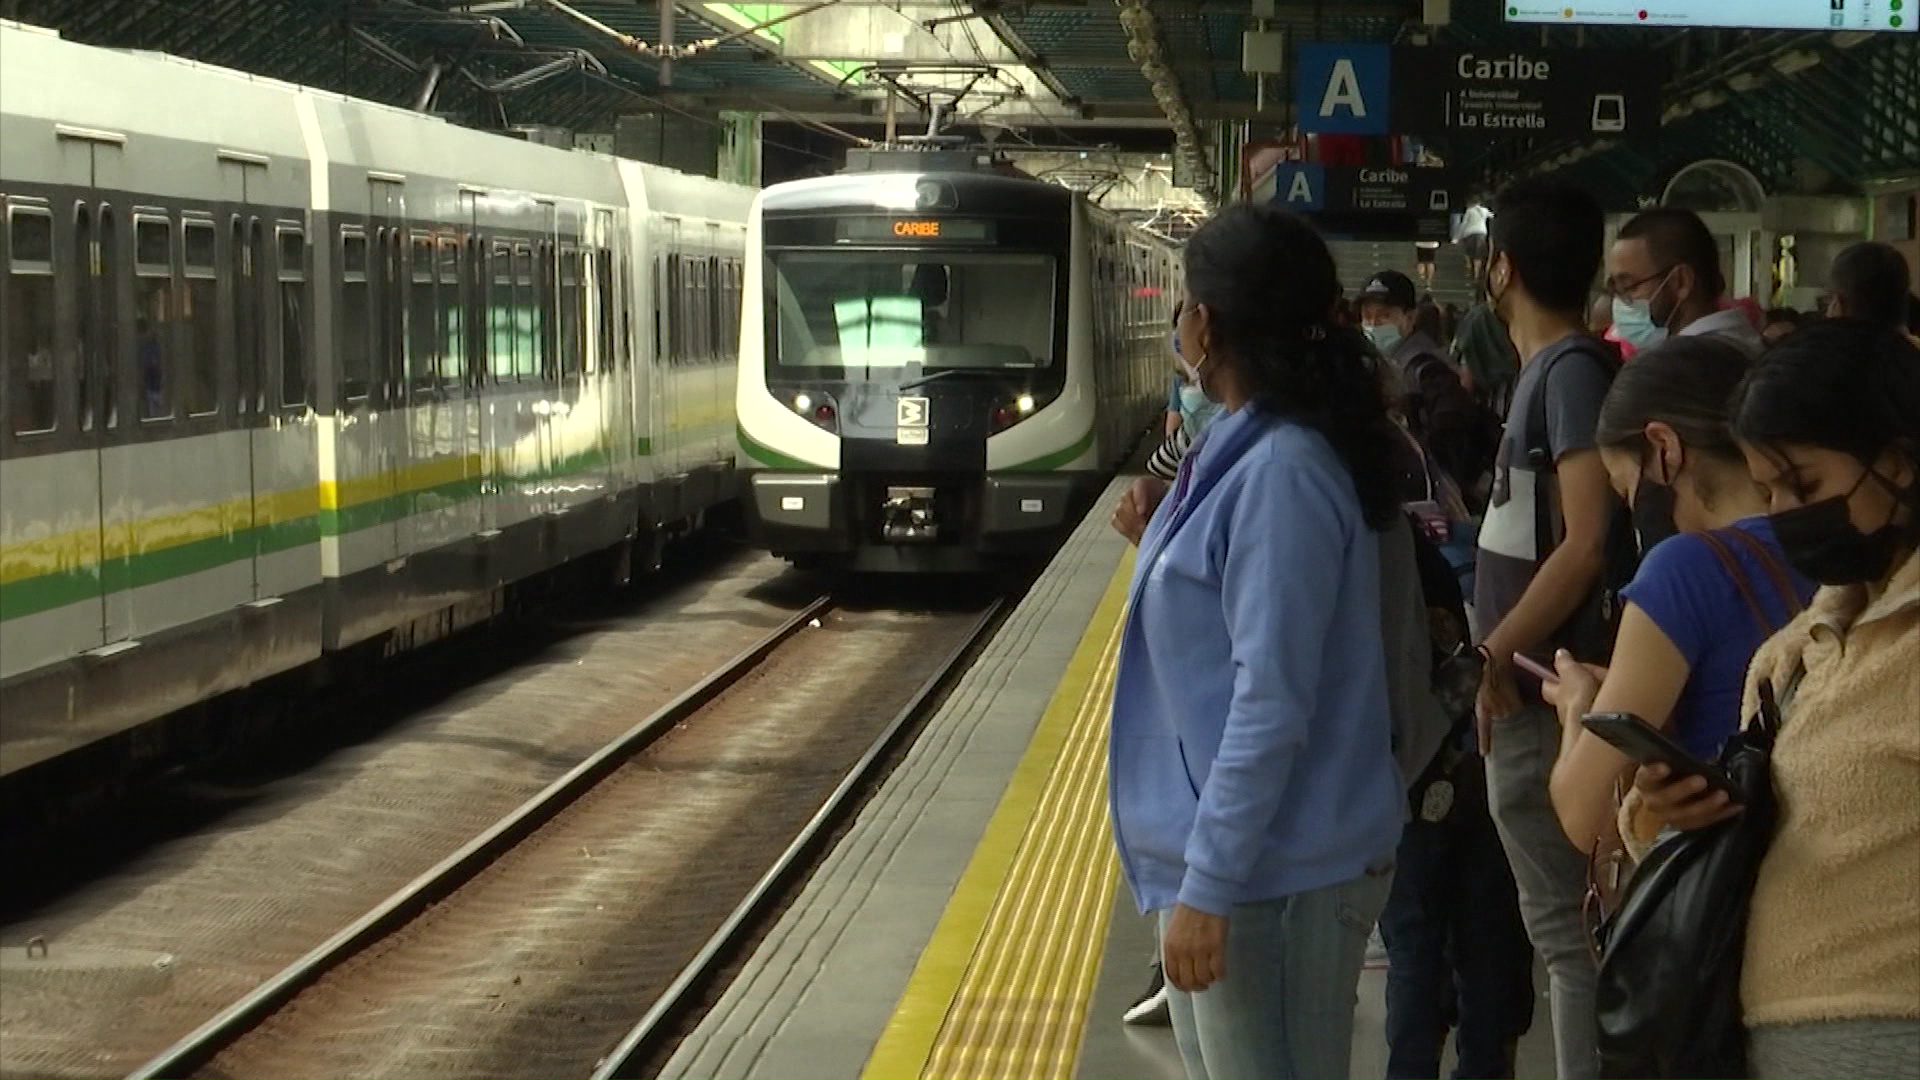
1769, 470, 1910, 586
1631, 473, 1681, 554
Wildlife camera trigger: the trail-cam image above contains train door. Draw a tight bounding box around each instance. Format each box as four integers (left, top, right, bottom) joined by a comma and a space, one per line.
656, 217, 683, 488
458, 190, 496, 539
590, 209, 624, 494
220, 154, 268, 600
366, 176, 404, 564
404, 223, 472, 565
59, 128, 134, 651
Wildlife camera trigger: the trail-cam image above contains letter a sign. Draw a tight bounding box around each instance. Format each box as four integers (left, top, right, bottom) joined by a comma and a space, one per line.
1267, 164, 1326, 212
1295, 43, 1390, 134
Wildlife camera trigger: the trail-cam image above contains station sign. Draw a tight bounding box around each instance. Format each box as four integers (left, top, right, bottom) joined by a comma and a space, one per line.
1295, 43, 1664, 140
1392, 47, 1664, 139
1266, 164, 1456, 214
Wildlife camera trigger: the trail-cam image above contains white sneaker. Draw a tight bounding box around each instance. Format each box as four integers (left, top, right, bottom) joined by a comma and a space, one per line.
1122, 963, 1171, 1026
1366, 926, 1389, 965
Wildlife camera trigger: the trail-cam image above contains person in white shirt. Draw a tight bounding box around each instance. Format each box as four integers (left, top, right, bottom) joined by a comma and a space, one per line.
1456, 196, 1492, 285
1605, 207, 1765, 357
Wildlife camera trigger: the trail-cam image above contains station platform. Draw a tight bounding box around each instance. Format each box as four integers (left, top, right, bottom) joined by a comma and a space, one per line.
663, 474, 1556, 1080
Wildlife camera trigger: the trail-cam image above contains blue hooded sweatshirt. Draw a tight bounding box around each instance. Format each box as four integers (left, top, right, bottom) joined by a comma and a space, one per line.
1109, 404, 1404, 916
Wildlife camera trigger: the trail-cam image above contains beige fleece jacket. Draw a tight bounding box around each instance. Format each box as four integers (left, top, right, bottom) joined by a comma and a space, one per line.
1739, 546, 1920, 1027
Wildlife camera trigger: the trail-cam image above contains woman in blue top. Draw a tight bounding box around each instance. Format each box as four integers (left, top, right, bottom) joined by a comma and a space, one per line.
1544, 336, 1815, 853
1110, 204, 1406, 1079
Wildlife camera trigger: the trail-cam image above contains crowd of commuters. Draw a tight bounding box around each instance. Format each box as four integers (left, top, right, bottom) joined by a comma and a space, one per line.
1107, 191, 1918, 1080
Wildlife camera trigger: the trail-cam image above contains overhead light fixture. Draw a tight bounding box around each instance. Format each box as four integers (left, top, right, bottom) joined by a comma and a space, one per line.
1727, 71, 1765, 92
1770, 49, 1822, 75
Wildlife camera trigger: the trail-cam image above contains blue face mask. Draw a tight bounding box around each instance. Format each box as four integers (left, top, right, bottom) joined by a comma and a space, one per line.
1363, 321, 1405, 355
1178, 382, 1210, 414
1610, 296, 1667, 349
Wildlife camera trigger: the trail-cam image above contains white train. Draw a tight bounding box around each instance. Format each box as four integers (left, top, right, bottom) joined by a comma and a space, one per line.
735, 154, 1179, 572
0, 19, 751, 779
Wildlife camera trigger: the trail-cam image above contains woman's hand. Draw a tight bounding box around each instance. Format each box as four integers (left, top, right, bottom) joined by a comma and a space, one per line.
1542, 651, 1607, 727
1162, 902, 1227, 992
1633, 762, 1743, 831
1111, 476, 1169, 547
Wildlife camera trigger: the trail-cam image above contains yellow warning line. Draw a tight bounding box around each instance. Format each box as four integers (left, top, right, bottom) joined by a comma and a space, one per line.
863, 550, 1134, 1080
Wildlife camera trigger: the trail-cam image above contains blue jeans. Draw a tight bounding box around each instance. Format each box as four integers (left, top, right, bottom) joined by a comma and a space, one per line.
1159, 863, 1395, 1080
1379, 754, 1536, 1078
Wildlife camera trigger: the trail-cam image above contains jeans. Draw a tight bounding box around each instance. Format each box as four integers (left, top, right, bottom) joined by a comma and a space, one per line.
1159, 863, 1395, 1080
1486, 704, 1598, 1079
1380, 754, 1536, 1078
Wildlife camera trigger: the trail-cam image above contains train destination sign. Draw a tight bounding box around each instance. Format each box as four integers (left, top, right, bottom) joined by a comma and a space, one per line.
1295, 42, 1663, 139
1260, 163, 1456, 239
834, 217, 996, 244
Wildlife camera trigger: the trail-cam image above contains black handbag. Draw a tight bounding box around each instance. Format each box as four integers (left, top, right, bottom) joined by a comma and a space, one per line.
1593, 682, 1788, 1079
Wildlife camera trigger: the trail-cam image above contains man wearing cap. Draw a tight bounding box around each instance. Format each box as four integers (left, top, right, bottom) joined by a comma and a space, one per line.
1361, 270, 1490, 504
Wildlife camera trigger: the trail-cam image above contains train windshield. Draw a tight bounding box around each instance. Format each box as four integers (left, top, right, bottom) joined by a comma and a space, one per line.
769, 252, 1055, 374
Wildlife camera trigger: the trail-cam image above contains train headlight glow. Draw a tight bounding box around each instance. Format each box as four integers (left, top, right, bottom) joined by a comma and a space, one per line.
1015, 394, 1035, 414
793, 393, 813, 414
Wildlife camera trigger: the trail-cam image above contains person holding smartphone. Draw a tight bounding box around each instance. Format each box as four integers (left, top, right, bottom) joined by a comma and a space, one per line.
1634, 320, 1920, 1079
1538, 338, 1814, 854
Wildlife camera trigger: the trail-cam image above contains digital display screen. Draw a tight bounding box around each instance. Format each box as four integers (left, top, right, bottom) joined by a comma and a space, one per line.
833, 217, 996, 244
1505, 0, 1912, 30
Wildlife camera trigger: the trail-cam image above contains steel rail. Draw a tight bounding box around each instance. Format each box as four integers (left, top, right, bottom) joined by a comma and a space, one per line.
125, 594, 836, 1080
591, 597, 1007, 1079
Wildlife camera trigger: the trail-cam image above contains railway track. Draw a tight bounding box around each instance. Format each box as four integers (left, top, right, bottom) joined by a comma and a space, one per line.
120, 593, 1004, 1079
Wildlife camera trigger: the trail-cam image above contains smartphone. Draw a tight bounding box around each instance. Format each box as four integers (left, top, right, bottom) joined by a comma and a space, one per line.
1580, 712, 1741, 801
1511, 651, 1558, 683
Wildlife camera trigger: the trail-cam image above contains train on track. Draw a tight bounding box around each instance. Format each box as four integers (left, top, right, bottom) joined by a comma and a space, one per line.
0, 19, 753, 781
735, 150, 1179, 572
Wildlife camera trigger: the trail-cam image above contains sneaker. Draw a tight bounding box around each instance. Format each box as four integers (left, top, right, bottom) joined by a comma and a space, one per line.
1366, 926, 1389, 966
1122, 963, 1171, 1026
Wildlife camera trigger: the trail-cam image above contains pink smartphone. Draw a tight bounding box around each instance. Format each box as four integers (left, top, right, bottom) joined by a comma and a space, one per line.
1512, 652, 1558, 683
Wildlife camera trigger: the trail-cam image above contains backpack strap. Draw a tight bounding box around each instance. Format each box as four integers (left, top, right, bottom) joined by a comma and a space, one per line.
1524, 338, 1619, 555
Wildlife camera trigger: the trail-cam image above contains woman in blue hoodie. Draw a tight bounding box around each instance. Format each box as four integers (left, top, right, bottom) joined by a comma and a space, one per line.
1111, 203, 1407, 1078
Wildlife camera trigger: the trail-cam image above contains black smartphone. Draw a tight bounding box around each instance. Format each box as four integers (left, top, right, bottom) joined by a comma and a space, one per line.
1581, 712, 1741, 801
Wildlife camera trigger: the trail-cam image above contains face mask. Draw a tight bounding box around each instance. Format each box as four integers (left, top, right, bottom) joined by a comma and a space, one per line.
1178, 383, 1209, 415
1611, 296, 1667, 349
1769, 470, 1910, 586
1363, 322, 1405, 355
1630, 472, 1680, 554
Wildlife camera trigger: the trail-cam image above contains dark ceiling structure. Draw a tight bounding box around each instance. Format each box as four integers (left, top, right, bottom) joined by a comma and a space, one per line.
6, 0, 1917, 204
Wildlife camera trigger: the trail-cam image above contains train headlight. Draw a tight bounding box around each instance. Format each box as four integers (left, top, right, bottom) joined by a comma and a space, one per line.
1015, 394, 1035, 414
789, 391, 837, 431
793, 393, 813, 414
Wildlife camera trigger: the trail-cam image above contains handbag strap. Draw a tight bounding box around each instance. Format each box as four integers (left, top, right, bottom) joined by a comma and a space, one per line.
1698, 527, 1801, 639
1717, 525, 1806, 620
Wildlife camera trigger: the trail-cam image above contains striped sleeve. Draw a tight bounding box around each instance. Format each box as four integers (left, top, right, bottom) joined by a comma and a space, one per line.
1145, 424, 1192, 481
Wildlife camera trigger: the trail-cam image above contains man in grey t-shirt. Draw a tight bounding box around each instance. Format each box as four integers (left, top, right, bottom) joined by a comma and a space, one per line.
1472, 179, 1619, 1080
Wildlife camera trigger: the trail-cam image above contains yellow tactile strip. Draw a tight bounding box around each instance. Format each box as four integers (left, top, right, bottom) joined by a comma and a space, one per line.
864, 551, 1133, 1080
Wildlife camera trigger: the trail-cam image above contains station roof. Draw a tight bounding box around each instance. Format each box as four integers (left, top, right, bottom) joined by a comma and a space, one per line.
17, 0, 1920, 203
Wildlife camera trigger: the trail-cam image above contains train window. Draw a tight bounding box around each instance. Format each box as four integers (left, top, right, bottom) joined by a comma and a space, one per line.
514, 243, 536, 382
665, 255, 681, 366
134, 215, 174, 421
537, 241, 558, 383
339, 228, 371, 400
95, 206, 121, 430
277, 227, 308, 407
437, 238, 464, 387
652, 256, 665, 365
232, 218, 262, 416
76, 205, 97, 432
489, 241, 515, 383
180, 220, 218, 417
5, 205, 57, 435
408, 235, 436, 391
558, 246, 581, 381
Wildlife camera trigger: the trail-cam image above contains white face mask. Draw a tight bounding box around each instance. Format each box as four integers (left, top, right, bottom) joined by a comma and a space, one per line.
1363, 321, 1405, 355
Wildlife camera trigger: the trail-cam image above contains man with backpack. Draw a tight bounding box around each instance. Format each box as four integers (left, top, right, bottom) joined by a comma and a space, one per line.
1472, 178, 1633, 1080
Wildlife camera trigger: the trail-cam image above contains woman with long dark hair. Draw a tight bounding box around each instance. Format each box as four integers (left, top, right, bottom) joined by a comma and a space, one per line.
1636, 319, 1920, 1078
1109, 203, 1405, 1078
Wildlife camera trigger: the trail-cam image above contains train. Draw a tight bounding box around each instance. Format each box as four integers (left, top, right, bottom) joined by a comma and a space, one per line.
0, 19, 753, 781
734, 150, 1180, 573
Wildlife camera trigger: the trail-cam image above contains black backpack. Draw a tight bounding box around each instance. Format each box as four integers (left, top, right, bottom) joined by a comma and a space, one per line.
1406, 349, 1503, 515
1522, 338, 1640, 665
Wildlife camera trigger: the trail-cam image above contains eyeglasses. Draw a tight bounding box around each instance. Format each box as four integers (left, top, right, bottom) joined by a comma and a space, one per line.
1605, 265, 1678, 302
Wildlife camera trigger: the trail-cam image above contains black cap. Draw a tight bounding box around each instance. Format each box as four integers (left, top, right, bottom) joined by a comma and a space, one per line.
1360, 270, 1417, 310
